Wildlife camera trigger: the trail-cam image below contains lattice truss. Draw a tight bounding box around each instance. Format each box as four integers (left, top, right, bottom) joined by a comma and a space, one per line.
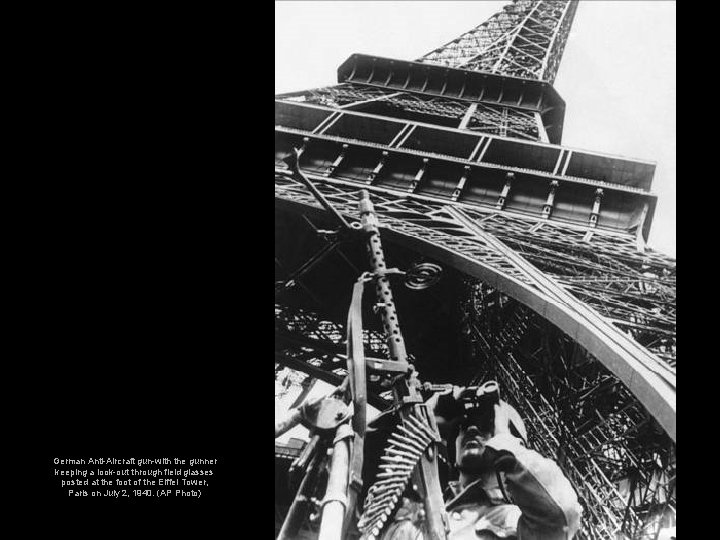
276, 1, 675, 537
274, 175, 675, 537
463, 283, 675, 539
274, 281, 675, 539
458, 206, 676, 369
275, 176, 676, 372
418, 0, 578, 84
274, 286, 675, 539
275, 303, 396, 406
280, 84, 541, 141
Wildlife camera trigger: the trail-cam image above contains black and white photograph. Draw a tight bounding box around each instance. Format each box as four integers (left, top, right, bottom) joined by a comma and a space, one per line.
274, 2, 676, 539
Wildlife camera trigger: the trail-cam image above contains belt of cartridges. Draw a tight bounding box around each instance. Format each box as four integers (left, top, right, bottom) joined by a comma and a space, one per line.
358, 412, 437, 540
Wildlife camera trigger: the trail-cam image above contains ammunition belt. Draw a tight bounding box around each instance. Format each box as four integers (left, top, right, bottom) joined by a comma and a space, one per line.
358, 411, 436, 540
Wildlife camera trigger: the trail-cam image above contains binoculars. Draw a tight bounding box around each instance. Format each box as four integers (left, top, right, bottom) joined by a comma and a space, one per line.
456, 381, 500, 410
435, 380, 500, 427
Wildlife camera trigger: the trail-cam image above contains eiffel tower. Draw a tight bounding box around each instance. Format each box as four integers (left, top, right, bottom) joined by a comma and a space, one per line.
275, 2, 676, 539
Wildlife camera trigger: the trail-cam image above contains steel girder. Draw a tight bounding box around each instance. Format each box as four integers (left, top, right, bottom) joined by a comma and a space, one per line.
274, 99, 658, 236
275, 303, 394, 409
462, 284, 675, 539
279, 84, 543, 141
276, 1, 675, 537
274, 175, 675, 441
274, 284, 675, 539
418, 0, 579, 84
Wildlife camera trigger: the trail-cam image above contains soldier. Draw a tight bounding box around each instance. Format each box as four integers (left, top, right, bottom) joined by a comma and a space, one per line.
380, 382, 582, 540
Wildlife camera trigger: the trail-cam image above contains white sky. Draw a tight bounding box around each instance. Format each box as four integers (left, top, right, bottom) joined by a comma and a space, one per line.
275, 1, 676, 258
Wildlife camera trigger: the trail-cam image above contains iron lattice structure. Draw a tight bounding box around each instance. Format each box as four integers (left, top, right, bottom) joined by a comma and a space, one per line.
418, 0, 578, 83
275, 1, 675, 538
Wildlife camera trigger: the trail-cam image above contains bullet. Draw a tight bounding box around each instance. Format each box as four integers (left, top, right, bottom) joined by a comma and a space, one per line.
369, 477, 405, 489
373, 477, 404, 488
385, 462, 414, 471
388, 439, 425, 456
379, 457, 413, 466
365, 501, 397, 522
373, 474, 405, 485
378, 461, 413, 469
367, 516, 385, 537
363, 503, 389, 522
391, 428, 427, 446
380, 461, 415, 471
368, 489, 400, 504
380, 455, 416, 466
365, 510, 391, 537
397, 425, 430, 445
378, 463, 414, 472
364, 516, 382, 534
406, 414, 431, 431
376, 470, 404, 479
364, 498, 398, 521
387, 438, 423, 455
385, 446, 419, 459
384, 449, 417, 460
387, 440, 417, 452
365, 495, 397, 514
368, 482, 404, 497
402, 419, 430, 442
407, 415, 439, 441
406, 413, 428, 427
368, 488, 398, 501
365, 492, 398, 511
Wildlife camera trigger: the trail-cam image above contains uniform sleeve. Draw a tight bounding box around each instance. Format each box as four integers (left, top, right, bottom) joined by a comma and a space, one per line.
485, 433, 582, 539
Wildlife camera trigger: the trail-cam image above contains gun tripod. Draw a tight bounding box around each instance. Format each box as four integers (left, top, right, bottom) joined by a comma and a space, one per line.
275, 148, 449, 540
276, 392, 357, 540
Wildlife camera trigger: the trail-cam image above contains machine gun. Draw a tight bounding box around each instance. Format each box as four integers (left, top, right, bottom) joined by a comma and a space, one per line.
275, 148, 449, 540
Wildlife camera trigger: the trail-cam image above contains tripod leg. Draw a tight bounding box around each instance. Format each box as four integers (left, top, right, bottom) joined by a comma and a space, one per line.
278, 451, 323, 540
275, 407, 303, 439
318, 424, 353, 540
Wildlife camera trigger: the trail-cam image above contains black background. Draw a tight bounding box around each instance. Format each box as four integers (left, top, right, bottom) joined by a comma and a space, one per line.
12, 7, 266, 536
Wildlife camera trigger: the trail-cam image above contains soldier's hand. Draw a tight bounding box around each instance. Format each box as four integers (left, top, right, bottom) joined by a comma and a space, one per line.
493, 402, 512, 436
451, 385, 465, 400
432, 385, 464, 420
